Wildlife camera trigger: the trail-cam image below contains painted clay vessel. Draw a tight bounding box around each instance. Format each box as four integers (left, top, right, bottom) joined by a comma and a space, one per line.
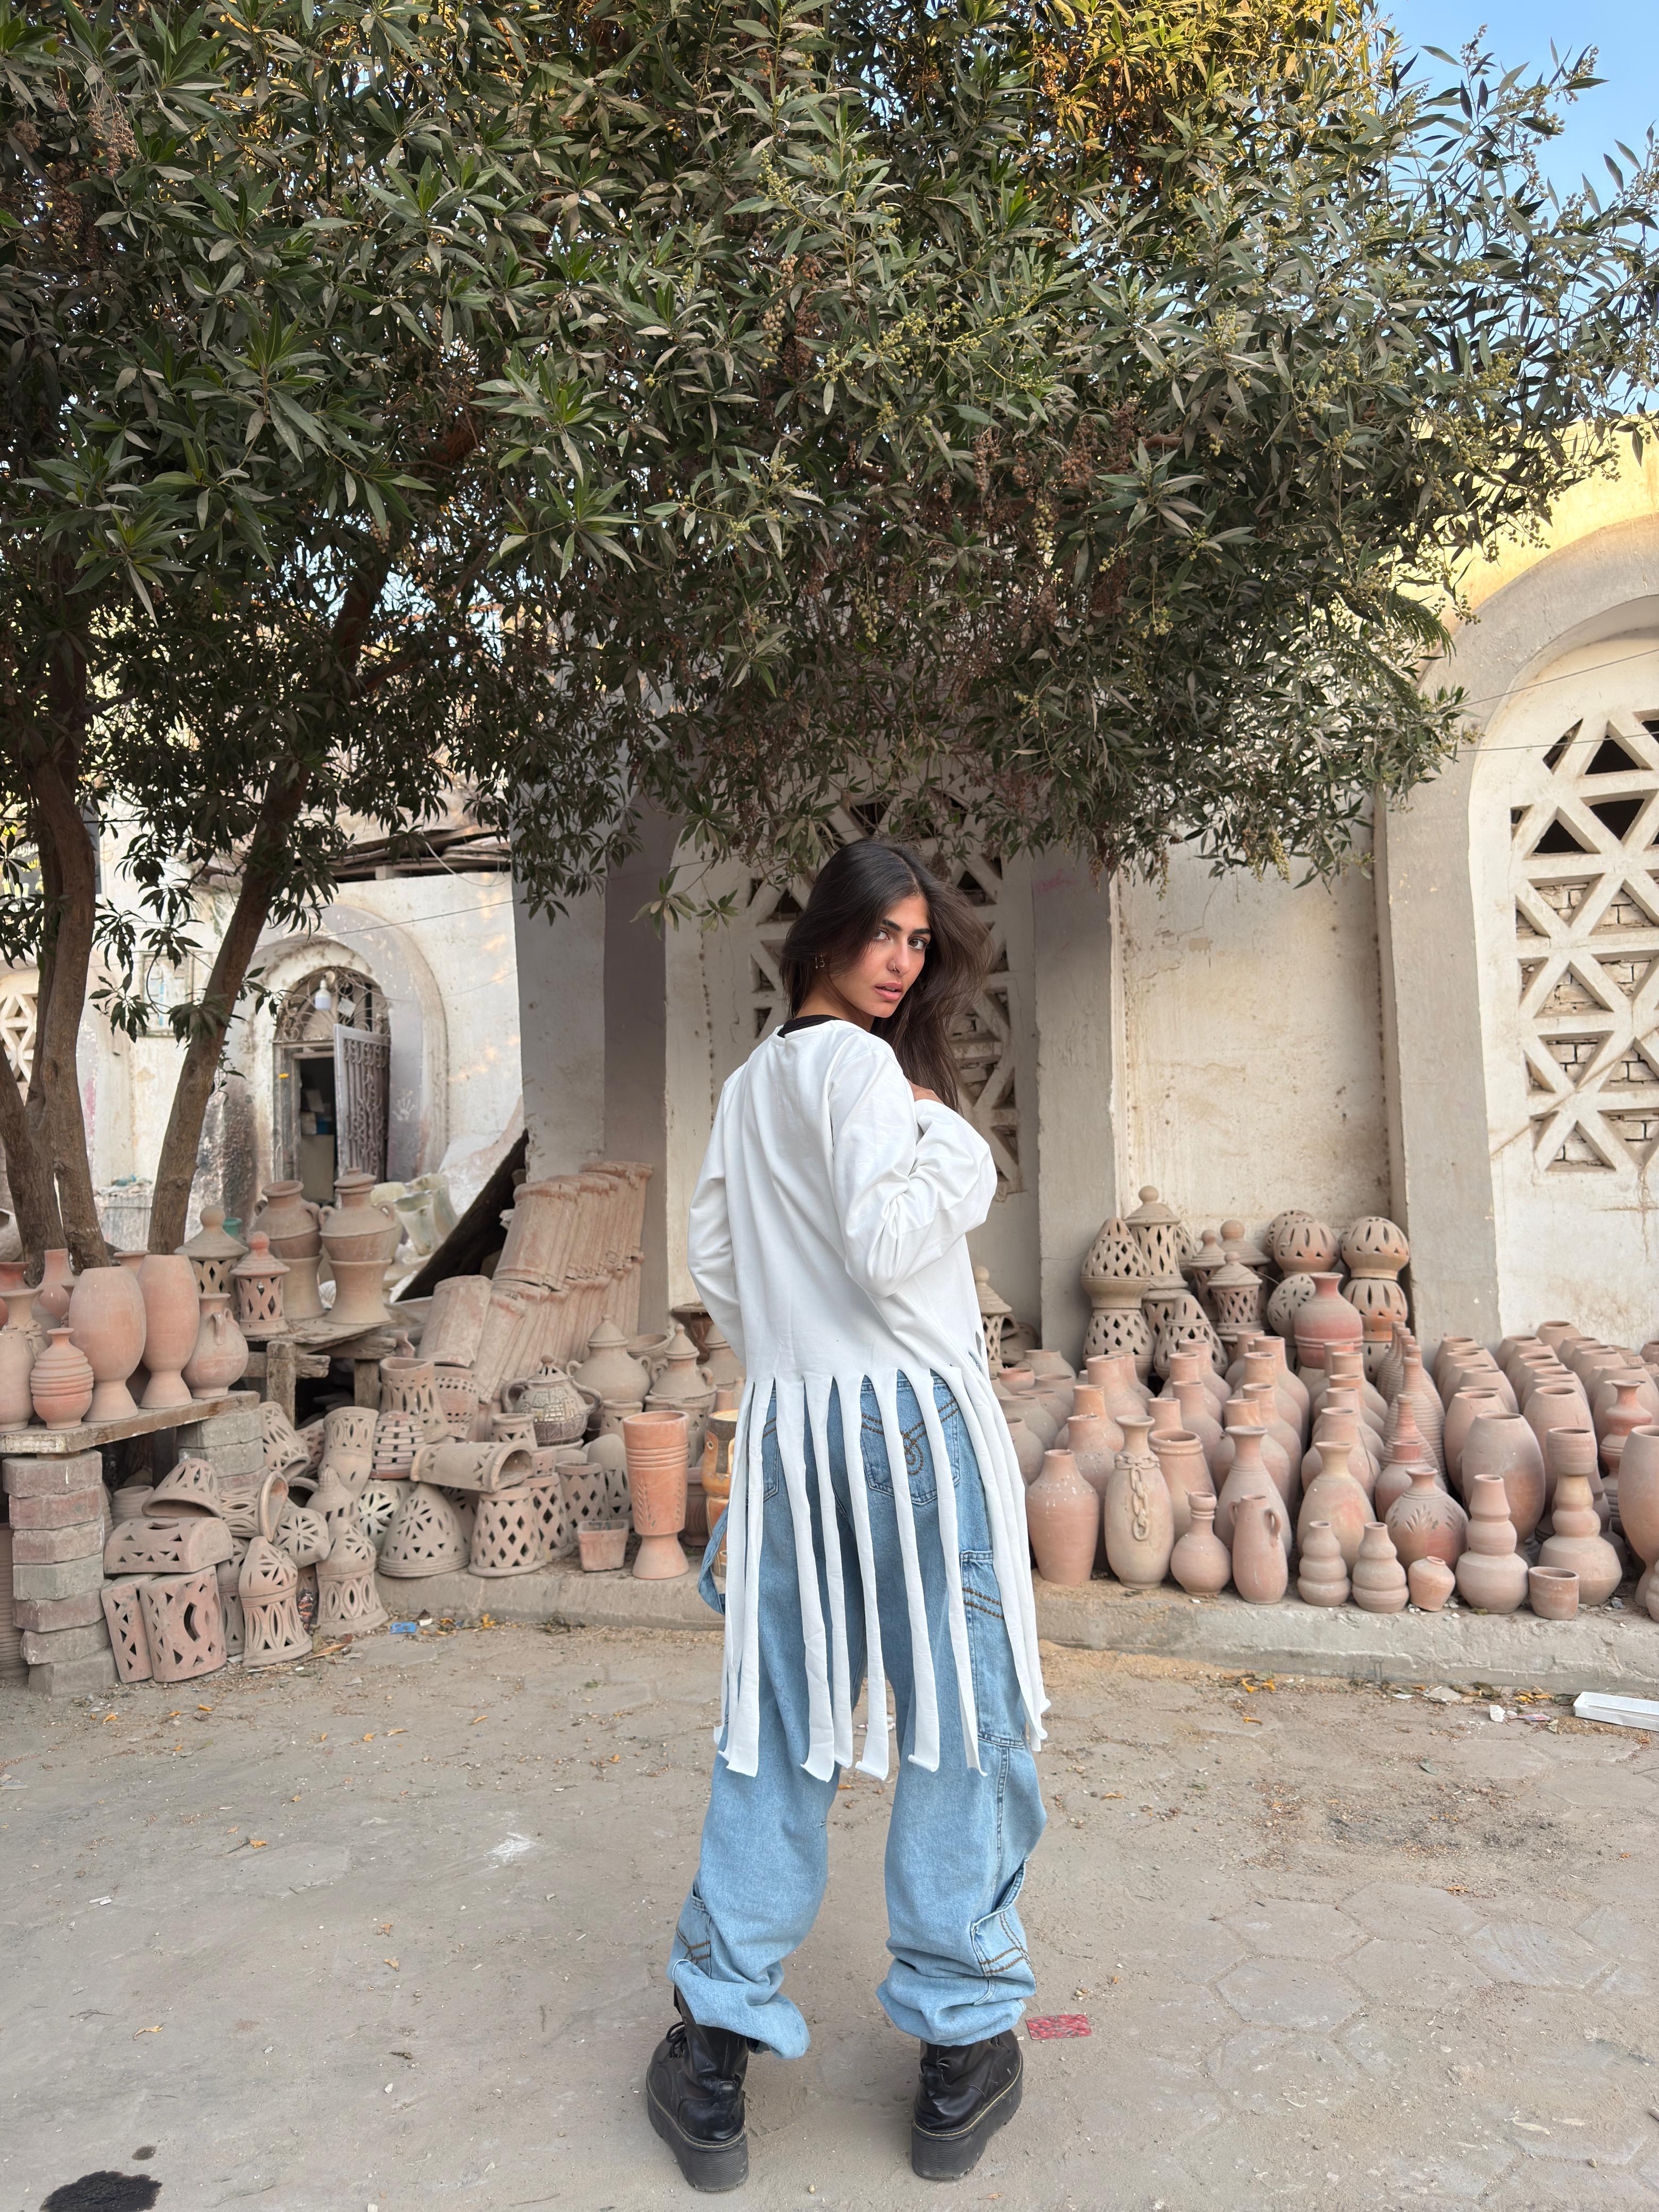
1230, 1492, 1288, 1604
1407, 1556, 1455, 1612
30, 1325, 94, 1429
1528, 1565, 1579, 1621
36, 1249, 73, 1324
1026, 1449, 1099, 1587
1169, 1490, 1230, 1595
1296, 1518, 1350, 1607
1295, 1435, 1371, 1570
1351, 1520, 1408, 1613
1460, 1413, 1546, 1540
1295, 1273, 1364, 1375
623, 1408, 689, 1580
181, 1291, 249, 1395
1455, 1473, 1528, 1613
1442, 1386, 1509, 1490
1151, 1427, 1212, 1542
0, 1325, 33, 1428
65, 1263, 147, 1421
1385, 1464, 1468, 1569
1537, 1430, 1621, 1604
1103, 1415, 1173, 1588
1215, 1427, 1287, 1553
137, 1253, 200, 1408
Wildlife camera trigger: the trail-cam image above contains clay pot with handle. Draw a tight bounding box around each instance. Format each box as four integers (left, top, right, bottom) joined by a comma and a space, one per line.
1230, 1492, 1288, 1604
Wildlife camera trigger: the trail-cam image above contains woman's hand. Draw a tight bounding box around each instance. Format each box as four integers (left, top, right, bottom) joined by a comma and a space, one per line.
909, 1082, 942, 1104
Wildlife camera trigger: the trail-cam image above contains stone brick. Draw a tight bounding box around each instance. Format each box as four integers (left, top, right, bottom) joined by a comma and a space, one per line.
20, 1620, 111, 1665
7, 1488, 104, 1529
11, 1552, 105, 1601
195, 1439, 262, 1480
178, 1406, 260, 1449
12, 1520, 103, 1564
3, 1452, 103, 1498
12, 1590, 104, 1634
28, 1648, 119, 1696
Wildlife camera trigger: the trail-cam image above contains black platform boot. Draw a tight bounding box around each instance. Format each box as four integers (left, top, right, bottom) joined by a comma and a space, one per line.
910, 2029, 1024, 2181
646, 1988, 752, 2191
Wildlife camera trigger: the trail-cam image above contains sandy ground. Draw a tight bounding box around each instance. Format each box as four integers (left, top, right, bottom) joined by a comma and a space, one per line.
2, 1622, 1657, 2212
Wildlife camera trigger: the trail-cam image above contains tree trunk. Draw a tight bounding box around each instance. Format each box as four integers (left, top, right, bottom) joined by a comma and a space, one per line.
0, 1040, 61, 1259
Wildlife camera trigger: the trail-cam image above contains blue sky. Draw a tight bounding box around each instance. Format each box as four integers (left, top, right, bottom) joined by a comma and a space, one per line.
1382, 2, 1655, 196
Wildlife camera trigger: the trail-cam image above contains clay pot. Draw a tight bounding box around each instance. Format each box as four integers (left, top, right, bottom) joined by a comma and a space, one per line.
1240, 1353, 1304, 1465
1442, 1386, 1509, 1490
1216, 1427, 1289, 1554
623, 1409, 689, 1580
1524, 1383, 1594, 1498
319, 1171, 400, 1263
0, 1325, 33, 1427
1295, 1273, 1363, 1375
1303, 1405, 1375, 1497
30, 1325, 94, 1429
1296, 1518, 1350, 1607
1455, 1473, 1528, 1613
1528, 1565, 1579, 1621
1322, 1348, 1387, 1428
1296, 1436, 1371, 1570
1236, 1386, 1299, 1504
1246, 1333, 1311, 1430
1086, 1351, 1152, 1427
1103, 1417, 1174, 1588
1433, 1335, 1483, 1396
1408, 1556, 1455, 1612
1006, 1384, 1060, 1453
65, 1263, 147, 1421
4, 1280, 43, 1352
1026, 1449, 1100, 1587
1461, 1413, 1546, 1541
1231, 1492, 1289, 1604
1065, 1382, 1123, 1462
1151, 1428, 1212, 1542
1169, 1346, 1228, 1417
573, 1319, 651, 1404
502, 1365, 588, 1447
1595, 1372, 1655, 1482
579, 1524, 629, 1572
1170, 1492, 1231, 1595
645, 1328, 717, 1463
137, 1253, 200, 1409
1385, 1465, 1468, 1569
1536, 1430, 1622, 1604
36, 1249, 73, 1325
1618, 1428, 1659, 1587
1169, 1376, 1223, 1473
1351, 1521, 1409, 1614
253, 1178, 323, 1259
181, 1291, 250, 1395
1004, 1415, 1045, 1485
1272, 1216, 1339, 1275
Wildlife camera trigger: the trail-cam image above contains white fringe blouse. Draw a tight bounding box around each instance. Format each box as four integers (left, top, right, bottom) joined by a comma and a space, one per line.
688, 1016, 1048, 1784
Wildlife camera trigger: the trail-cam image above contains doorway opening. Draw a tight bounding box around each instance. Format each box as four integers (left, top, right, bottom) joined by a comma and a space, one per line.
274, 964, 390, 1200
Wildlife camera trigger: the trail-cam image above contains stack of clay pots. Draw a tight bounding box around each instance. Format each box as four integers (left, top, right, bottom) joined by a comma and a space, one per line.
102, 1457, 233, 1683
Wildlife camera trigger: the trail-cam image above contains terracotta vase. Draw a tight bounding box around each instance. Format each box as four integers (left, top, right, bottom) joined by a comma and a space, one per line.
1619, 1428, 1659, 1612
1103, 1416, 1174, 1587
573, 1319, 651, 1404
1152, 1427, 1212, 1541
1442, 1386, 1509, 1490
1295, 1274, 1364, 1376
1005, 1415, 1044, 1485
1528, 1565, 1579, 1621
1215, 1427, 1288, 1554
319, 1171, 400, 1263
182, 1291, 249, 1395
623, 1408, 689, 1579
1524, 1382, 1594, 1499
1065, 1382, 1123, 1464
1231, 1492, 1289, 1604
4, 1280, 43, 1352
1086, 1351, 1152, 1428
1007, 1384, 1060, 1453
1026, 1449, 1100, 1587
1302, 1405, 1373, 1496
1385, 1465, 1468, 1569
1351, 1521, 1409, 1614
36, 1249, 73, 1325
1537, 1431, 1622, 1604
1295, 1436, 1371, 1570
1460, 1413, 1546, 1541
1434, 1335, 1482, 1396
1296, 1518, 1350, 1607
137, 1253, 200, 1409
1169, 1376, 1223, 1473
1322, 1349, 1387, 1428
1169, 1345, 1228, 1416
1595, 1373, 1654, 1486
1455, 1473, 1529, 1613
1170, 1492, 1231, 1595
0, 1325, 33, 1427
1407, 1556, 1455, 1612
645, 1328, 717, 1464
1241, 1353, 1304, 1467
253, 1178, 323, 1259
65, 1263, 148, 1421
30, 1325, 95, 1428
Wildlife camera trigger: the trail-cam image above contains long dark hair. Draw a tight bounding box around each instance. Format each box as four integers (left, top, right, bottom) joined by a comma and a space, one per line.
777, 840, 990, 1109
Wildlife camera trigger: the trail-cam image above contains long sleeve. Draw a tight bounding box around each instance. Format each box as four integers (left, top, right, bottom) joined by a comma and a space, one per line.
829, 1040, 996, 1302
687, 1101, 747, 1368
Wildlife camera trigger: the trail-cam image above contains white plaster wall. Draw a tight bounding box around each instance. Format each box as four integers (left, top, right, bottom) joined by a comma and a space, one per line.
513, 882, 605, 1182
1116, 846, 1392, 1237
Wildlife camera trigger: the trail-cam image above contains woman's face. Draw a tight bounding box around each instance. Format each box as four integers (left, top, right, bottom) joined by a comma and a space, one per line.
831, 889, 932, 1022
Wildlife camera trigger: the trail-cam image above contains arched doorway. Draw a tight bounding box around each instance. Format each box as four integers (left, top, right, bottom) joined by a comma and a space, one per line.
273, 963, 391, 1200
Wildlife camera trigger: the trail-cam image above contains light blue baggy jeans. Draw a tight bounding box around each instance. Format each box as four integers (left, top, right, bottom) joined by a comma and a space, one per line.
668, 1373, 1046, 2056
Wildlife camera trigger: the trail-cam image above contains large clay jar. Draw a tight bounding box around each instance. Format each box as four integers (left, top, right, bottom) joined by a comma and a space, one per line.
1086, 1351, 1152, 1427
1408, 1556, 1455, 1612
1524, 1381, 1594, 1499
1537, 1430, 1622, 1603
1231, 1492, 1288, 1604
1434, 1335, 1484, 1397
257, 1180, 326, 1322
1169, 1376, 1223, 1472
1242, 1381, 1301, 1502
1026, 1449, 1100, 1587
1385, 1464, 1468, 1569
1296, 1518, 1350, 1607
623, 1408, 690, 1579
1443, 1386, 1509, 1492
1619, 1427, 1659, 1612
320, 1170, 400, 1262
1151, 1427, 1212, 1541
1295, 1273, 1364, 1375
1455, 1473, 1529, 1613
1461, 1413, 1546, 1541
573, 1319, 651, 1404
1296, 1435, 1371, 1570
30, 1325, 95, 1428
36, 1249, 73, 1325
137, 1253, 200, 1409
1216, 1426, 1290, 1554
65, 1263, 148, 1421
0, 1324, 33, 1427
182, 1291, 250, 1395
1006, 1380, 1060, 1453
1170, 1490, 1230, 1596
1351, 1521, 1409, 1614
1065, 1382, 1123, 1463
1103, 1415, 1174, 1587
1005, 1415, 1045, 1486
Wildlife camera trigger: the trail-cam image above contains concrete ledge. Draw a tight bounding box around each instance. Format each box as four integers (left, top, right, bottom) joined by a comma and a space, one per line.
376, 1560, 716, 1636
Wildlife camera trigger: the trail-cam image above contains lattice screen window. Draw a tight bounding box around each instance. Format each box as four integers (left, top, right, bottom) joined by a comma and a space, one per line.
735, 807, 1023, 1193
1512, 710, 1659, 1171
0, 975, 38, 1082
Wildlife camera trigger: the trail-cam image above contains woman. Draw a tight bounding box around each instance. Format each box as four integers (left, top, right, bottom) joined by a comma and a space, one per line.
645, 839, 1047, 2192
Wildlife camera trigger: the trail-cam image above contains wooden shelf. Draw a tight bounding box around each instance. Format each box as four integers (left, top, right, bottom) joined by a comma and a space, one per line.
0, 1390, 253, 1459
